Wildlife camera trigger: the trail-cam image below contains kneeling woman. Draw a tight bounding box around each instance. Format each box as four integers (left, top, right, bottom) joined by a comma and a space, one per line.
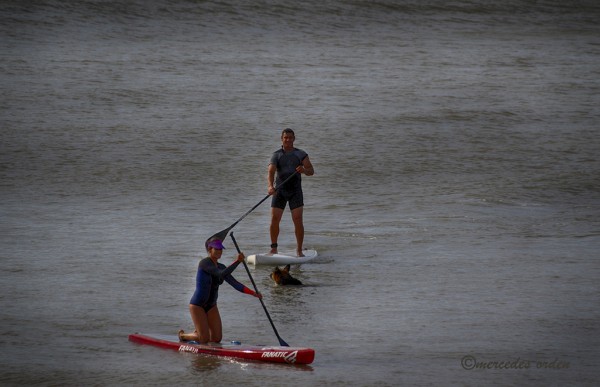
179, 238, 261, 344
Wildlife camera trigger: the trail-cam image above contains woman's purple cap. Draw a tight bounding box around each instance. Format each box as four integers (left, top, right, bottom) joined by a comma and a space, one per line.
207, 239, 225, 250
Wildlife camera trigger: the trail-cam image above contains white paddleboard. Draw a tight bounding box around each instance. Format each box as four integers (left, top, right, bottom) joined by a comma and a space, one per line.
246, 249, 318, 265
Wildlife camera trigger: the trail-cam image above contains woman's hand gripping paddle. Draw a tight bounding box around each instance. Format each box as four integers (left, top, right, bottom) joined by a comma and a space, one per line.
230, 232, 290, 347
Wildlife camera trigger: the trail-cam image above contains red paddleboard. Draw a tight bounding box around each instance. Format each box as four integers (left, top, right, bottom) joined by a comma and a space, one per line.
129, 333, 315, 365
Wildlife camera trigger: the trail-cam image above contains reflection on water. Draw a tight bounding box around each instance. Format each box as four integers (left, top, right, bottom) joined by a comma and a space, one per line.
189, 353, 224, 372
188, 350, 315, 373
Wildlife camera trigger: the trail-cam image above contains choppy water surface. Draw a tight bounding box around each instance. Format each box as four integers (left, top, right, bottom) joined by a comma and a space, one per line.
1, 1, 599, 385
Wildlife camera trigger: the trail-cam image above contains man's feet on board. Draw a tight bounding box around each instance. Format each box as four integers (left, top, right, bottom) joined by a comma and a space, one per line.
270, 243, 278, 255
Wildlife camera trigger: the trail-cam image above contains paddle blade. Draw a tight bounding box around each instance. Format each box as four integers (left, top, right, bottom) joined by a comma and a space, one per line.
278, 337, 289, 347
205, 226, 233, 250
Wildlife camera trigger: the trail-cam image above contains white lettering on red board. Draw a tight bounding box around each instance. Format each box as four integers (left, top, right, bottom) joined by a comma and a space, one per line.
261, 350, 298, 363
178, 345, 199, 354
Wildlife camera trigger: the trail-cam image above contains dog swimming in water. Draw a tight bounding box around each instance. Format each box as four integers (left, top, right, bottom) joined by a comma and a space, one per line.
270, 264, 302, 286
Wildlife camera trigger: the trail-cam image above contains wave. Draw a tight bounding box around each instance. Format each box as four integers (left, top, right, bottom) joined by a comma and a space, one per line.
5, 0, 599, 30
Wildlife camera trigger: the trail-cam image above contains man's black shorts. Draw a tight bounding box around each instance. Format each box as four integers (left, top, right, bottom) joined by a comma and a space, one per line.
271, 189, 304, 210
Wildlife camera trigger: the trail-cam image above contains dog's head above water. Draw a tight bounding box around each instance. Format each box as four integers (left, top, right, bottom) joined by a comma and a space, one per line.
270, 264, 302, 286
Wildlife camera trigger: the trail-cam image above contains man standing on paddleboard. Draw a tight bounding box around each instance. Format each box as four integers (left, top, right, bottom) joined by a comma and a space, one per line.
267, 128, 315, 257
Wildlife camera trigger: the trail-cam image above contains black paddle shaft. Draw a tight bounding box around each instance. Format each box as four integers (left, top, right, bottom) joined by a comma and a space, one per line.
206, 170, 299, 245
229, 232, 289, 347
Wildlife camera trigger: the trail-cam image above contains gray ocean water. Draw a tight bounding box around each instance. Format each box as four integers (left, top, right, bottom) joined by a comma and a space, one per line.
1, 1, 599, 385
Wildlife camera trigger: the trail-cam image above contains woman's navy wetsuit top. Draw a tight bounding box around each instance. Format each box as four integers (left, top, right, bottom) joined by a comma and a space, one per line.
190, 257, 245, 309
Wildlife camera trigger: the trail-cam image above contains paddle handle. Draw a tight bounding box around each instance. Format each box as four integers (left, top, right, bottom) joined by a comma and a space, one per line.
230, 232, 289, 347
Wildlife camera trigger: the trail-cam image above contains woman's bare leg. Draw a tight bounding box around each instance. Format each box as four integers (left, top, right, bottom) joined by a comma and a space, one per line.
187, 304, 210, 344
206, 305, 222, 343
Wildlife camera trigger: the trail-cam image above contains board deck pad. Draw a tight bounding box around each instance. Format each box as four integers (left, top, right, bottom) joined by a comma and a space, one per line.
129, 333, 315, 365
246, 249, 318, 265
